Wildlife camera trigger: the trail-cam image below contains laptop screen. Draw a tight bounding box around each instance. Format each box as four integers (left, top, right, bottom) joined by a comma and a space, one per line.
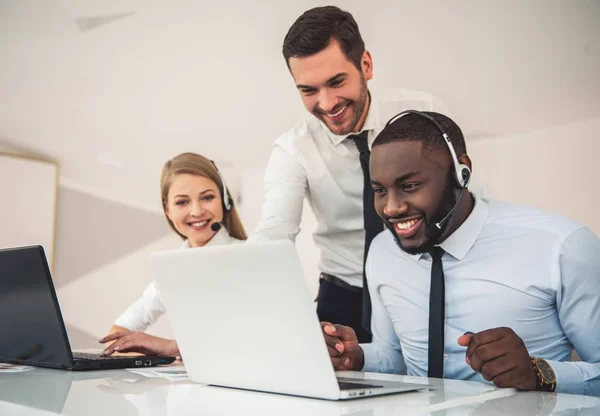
0, 246, 73, 368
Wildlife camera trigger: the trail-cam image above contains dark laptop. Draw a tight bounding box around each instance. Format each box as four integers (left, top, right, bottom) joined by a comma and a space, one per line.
0, 245, 176, 370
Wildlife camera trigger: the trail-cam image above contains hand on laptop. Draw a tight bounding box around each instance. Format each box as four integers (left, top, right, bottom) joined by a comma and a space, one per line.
321, 322, 364, 371
99, 331, 180, 357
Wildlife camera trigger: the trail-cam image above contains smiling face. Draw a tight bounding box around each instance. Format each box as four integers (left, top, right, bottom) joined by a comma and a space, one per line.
370, 140, 459, 255
164, 173, 224, 247
288, 39, 372, 135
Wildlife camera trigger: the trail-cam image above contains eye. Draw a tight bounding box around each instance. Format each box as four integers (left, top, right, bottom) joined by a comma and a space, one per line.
373, 187, 387, 195
175, 200, 188, 206
329, 79, 345, 88
402, 183, 420, 191
300, 88, 317, 96
202, 195, 215, 201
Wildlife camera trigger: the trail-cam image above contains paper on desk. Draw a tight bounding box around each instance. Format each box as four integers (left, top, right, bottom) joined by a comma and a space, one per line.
127, 365, 188, 381
0, 363, 35, 373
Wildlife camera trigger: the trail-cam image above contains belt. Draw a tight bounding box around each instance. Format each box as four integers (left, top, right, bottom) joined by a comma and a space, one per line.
320, 273, 362, 294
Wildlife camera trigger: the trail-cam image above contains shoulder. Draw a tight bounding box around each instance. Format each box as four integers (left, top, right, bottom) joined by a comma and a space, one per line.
484, 198, 587, 243
273, 115, 324, 151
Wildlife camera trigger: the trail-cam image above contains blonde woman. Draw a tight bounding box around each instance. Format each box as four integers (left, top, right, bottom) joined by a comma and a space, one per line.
100, 152, 246, 356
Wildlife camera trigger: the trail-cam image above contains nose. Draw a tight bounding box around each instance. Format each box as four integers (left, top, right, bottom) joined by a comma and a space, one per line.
190, 202, 205, 217
383, 192, 408, 218
318, 88, 339, 113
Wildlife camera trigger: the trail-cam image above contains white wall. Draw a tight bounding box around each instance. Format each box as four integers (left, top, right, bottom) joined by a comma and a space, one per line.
469, 117, 600, 236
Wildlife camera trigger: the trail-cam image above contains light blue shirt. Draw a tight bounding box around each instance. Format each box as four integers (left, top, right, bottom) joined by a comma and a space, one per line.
361, 196, 600, 396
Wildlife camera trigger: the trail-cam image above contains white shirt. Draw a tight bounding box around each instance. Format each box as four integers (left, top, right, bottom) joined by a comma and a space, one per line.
114, 229, 242, 331
361, 196, 600, 396
249, 89, 449, 287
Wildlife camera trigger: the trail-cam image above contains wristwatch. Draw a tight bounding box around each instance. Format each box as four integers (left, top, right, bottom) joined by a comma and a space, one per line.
530, 357, 556, 392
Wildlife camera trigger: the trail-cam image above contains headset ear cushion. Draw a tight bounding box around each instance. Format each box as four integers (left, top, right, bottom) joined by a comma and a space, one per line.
458, 166, 471, 188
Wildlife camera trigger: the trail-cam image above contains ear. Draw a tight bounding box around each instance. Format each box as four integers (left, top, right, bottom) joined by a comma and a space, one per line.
164, 202, 172, 220
362, 50, 373, 81
458, 154, 472, 171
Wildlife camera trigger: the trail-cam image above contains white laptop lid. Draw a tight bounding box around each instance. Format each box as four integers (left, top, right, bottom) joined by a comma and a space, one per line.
150, 240, 342, 400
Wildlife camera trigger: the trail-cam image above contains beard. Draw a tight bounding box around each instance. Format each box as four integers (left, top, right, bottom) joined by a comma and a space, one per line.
386, 175, 459, 256
315, 75, 369, 135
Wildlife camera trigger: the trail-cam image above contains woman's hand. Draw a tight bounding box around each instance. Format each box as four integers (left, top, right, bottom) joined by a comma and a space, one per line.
99, 331, 180, 357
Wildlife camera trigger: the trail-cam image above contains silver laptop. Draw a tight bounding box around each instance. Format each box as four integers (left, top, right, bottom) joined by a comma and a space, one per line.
149, 240, 427, 400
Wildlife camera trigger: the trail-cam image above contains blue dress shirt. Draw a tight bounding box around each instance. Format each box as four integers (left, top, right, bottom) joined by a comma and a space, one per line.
361, 196, 600, 396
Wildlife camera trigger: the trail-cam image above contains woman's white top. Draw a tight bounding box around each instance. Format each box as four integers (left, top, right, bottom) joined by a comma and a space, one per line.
114, 228, 242, 331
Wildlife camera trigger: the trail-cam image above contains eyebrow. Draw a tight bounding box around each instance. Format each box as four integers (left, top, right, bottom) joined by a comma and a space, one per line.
173, 189, 215, 199
296, 72, 348, 90
371, 172, 421, 186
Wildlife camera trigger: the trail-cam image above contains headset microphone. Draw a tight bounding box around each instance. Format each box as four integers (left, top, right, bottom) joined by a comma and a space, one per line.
210, 222, 223, 232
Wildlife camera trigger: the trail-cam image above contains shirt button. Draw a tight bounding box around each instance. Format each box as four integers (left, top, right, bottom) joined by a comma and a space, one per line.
444, 354, 449, 360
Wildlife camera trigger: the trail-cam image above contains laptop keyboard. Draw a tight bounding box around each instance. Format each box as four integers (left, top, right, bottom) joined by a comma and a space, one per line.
338, 381, 384, 390
73, 352, 130, 361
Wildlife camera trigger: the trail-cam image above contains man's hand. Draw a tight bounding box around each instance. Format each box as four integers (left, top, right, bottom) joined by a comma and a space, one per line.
320, 322, 364, 371
99, 332, 180, 357
457, 327, 536, 390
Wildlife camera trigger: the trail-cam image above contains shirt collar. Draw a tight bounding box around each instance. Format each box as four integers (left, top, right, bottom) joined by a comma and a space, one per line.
322, 89, 382, 147
416, 194, 488, 261
181, 227, 234, 249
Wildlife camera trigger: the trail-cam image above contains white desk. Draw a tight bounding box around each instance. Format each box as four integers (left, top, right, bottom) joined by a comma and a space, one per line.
0, 366, 598, 415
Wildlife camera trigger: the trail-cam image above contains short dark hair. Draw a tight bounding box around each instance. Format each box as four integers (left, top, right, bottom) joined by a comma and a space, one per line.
373, 112, 467, 156
282, 6, 365, 70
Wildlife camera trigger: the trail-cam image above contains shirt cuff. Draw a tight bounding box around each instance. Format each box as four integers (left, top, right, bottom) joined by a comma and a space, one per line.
547, 359, 585, 395
360, 343, 378, 372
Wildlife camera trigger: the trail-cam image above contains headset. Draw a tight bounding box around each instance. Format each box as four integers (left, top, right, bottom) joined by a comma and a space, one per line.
210, 161, 233, 232
384, 110, 471, 239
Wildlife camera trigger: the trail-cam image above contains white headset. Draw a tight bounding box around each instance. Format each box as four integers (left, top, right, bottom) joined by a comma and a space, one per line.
385, 110, 471, 189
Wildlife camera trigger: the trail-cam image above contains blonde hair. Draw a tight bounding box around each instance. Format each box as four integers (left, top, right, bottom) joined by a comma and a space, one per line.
160, 152, 247, 241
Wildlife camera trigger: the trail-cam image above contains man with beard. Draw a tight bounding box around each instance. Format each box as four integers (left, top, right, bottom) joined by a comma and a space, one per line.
320, 111, 600, 396
249, 6, 448, 342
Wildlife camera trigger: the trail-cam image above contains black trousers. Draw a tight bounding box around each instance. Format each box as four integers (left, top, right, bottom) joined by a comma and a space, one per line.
316, 274, 372, 343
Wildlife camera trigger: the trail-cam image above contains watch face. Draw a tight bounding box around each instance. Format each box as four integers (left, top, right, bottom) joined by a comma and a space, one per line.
538, 360, 556, 382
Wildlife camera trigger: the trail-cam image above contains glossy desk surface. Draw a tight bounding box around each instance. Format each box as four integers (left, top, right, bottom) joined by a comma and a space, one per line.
0, 365, 598, 415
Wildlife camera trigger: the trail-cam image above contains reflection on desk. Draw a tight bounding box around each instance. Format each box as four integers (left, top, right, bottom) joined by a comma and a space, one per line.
0, 368, 598, 415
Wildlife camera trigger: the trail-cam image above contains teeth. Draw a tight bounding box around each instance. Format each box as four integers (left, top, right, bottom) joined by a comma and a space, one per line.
189, 221, 207, 227
327, 105, 346, 117
395, 219, 419, 230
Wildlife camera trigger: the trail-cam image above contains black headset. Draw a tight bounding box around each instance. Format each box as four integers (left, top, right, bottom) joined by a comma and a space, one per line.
385, 110, 471, 189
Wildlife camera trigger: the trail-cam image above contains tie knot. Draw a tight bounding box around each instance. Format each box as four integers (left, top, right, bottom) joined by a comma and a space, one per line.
349, 131, 369, 154
429, 246, 445, 261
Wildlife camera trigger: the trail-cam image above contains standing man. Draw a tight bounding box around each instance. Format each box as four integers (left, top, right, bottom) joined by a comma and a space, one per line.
249, 6, 448, 342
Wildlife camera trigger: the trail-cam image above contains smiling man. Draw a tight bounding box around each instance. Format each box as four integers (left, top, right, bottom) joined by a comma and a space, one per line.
249, 6, 448, 342
321, 111, 600, 396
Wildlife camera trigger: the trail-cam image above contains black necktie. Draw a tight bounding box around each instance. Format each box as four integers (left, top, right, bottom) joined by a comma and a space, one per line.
351, 131, 383, 341
428, 246, 445, 378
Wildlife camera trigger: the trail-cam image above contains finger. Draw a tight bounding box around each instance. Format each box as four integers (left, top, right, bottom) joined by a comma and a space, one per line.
469, 339, 511, 373
102, 335, 135, 355
480, 353, 517, 381
491, 367, 521, 389
321, 322, 347, 353
465, 328, 508, 362
326, 345, 343, 357
332, 325, 358, 342
331, 356, 350, 370
457, 332, 474, 347
99, 331, 131, 344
